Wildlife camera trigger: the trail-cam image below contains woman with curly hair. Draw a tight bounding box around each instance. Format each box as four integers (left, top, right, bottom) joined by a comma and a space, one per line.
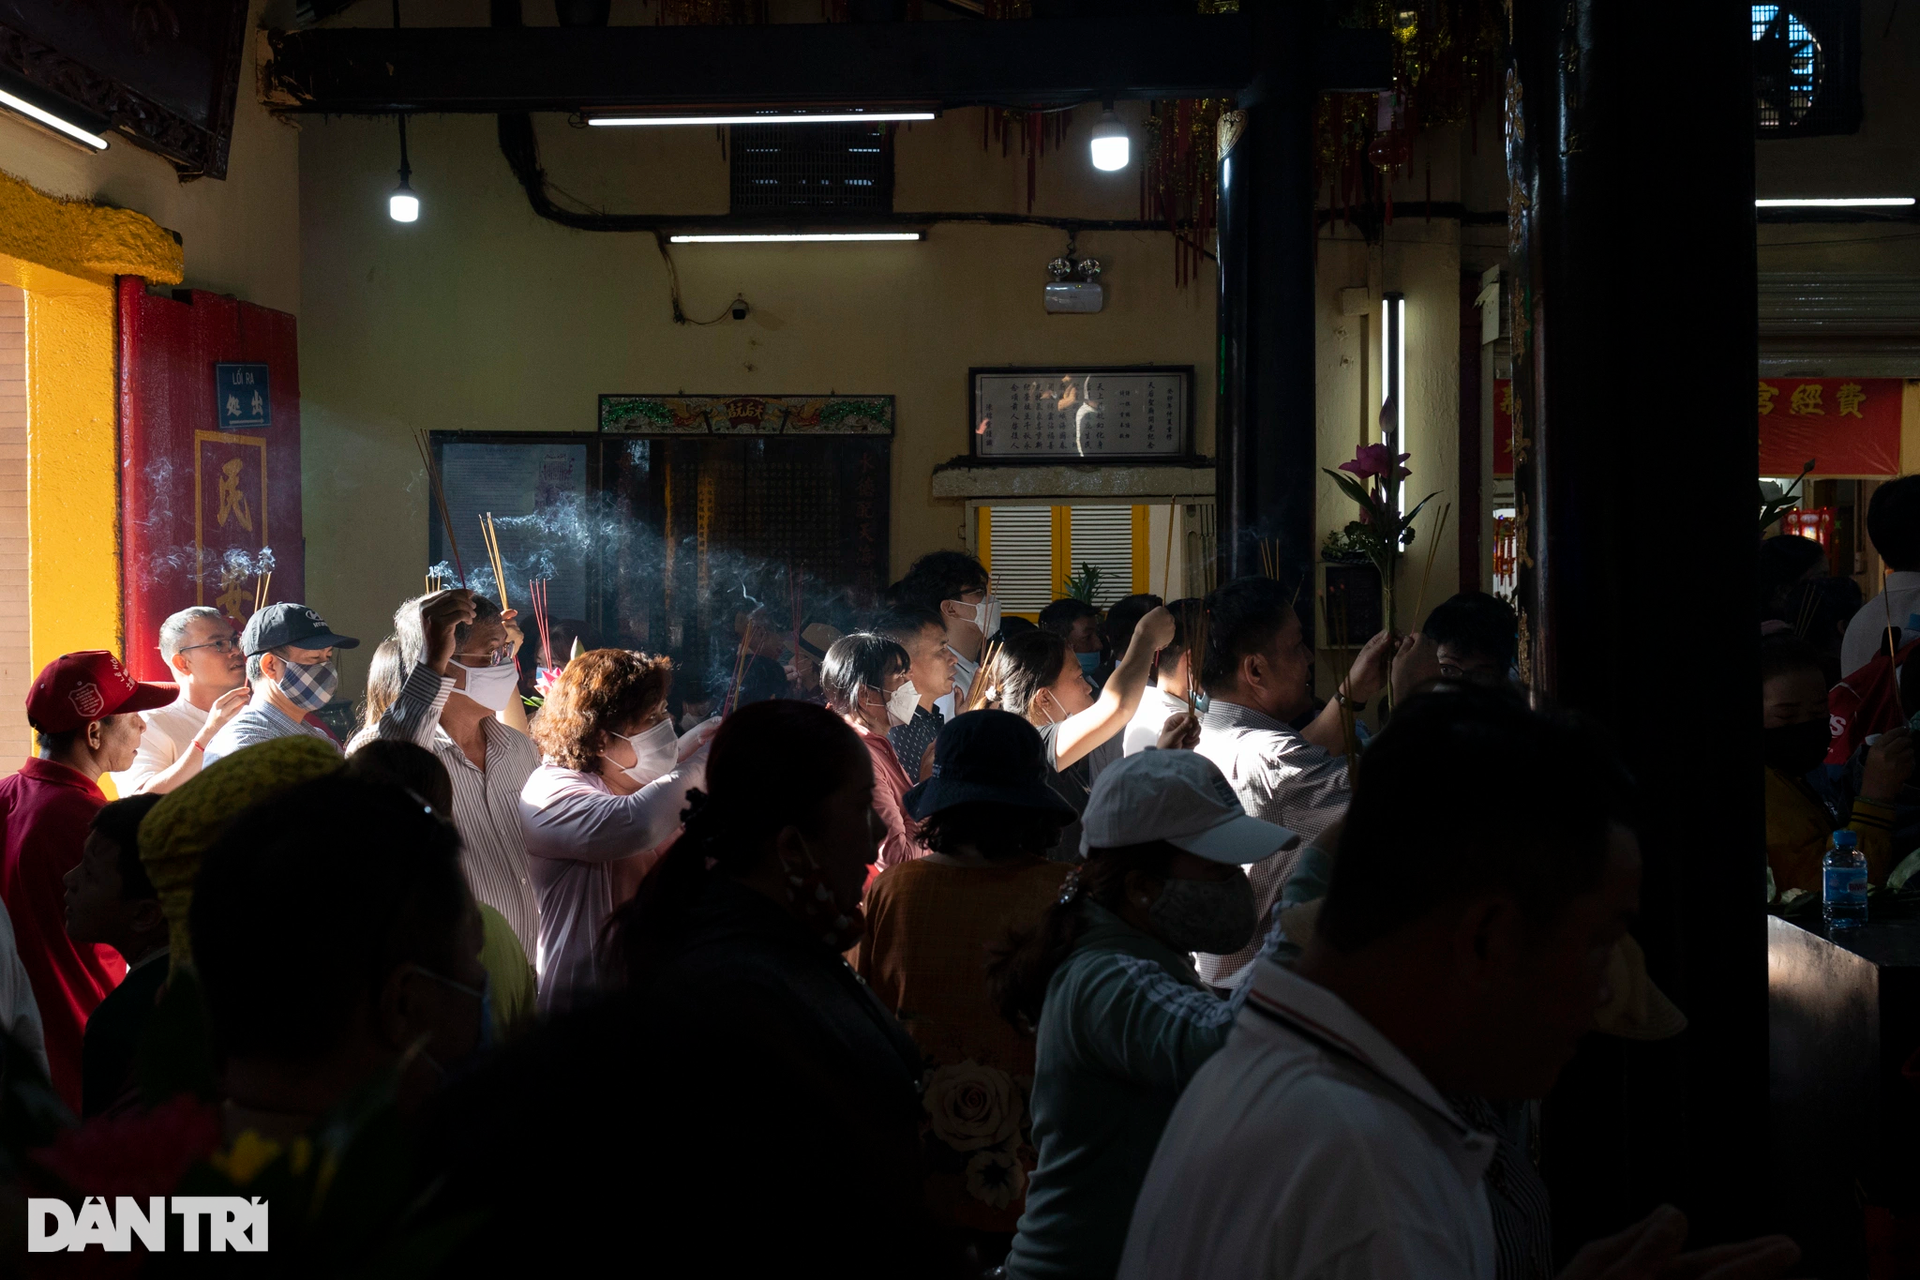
520, 648, 714, 1015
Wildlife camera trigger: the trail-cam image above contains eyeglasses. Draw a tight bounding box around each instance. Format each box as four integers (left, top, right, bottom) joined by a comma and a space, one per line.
175, 637, 241, 656
455, 644, 516, 667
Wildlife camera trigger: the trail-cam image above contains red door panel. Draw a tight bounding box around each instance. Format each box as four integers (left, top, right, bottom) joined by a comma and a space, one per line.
117, 280, 303, 683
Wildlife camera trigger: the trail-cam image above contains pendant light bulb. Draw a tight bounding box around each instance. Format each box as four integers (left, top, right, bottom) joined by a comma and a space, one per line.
1090, 105, 1129, 173
389, 180, 420, 223
388, 114, 419, 223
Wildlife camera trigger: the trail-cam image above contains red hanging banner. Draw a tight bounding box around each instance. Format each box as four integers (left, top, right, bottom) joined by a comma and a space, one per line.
1757, 377, 1902, 478
118, 282, 304, 683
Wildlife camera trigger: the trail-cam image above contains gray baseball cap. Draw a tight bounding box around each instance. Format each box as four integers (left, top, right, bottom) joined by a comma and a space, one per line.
1080, 749, 1299, 863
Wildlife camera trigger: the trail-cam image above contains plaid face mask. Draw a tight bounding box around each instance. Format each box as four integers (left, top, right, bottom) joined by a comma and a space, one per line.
278, 657, 339, 711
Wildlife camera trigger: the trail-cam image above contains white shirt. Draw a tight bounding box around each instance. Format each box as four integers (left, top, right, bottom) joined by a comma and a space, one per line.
0, 892, 48, 1081
1194, 699, 1352, 987
1841, 571, 1920, 677
109, 693, 207, 795
1122, 685, 1190, 756
1117, 959, 1498, 1280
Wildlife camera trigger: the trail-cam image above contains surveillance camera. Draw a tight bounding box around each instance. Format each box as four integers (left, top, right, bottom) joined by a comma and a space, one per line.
730, 297, 750, 321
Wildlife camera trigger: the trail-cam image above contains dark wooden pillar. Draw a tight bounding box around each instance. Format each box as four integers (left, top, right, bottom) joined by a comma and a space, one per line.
1508, 0, 1762, 1252
1215, 3, 1318, 593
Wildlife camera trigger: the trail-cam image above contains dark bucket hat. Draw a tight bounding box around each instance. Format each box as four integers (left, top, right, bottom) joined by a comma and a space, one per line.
903, 708, 1080, 823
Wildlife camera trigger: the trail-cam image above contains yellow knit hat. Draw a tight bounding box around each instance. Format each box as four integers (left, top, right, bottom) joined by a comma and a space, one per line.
138, 736, 345, 968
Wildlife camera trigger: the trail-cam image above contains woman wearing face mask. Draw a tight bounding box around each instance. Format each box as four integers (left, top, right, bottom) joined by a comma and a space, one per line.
1762, 632, 1911, 894
987, 607, 1191, 860
421, 703, 965, 1277
824, 632, 923, 874
520, 648, 715, 1015
988, 750, 1297, 1280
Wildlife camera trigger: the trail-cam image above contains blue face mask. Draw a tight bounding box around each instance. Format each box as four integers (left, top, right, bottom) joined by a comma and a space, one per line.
1077, 652, 1101, 676
1192, 689, 1211, 713
412, 964, 495, 1081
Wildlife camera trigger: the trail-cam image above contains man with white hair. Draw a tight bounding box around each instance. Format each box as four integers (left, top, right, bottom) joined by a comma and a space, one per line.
108, 607, 251, 796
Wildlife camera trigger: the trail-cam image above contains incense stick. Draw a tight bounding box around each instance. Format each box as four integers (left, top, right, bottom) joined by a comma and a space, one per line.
1186, 600, 1210, 716
789, 561, 802, 675
1321, 591, 1360, 788
1411, 502, 1452, 635
529, 578, 555, 670
1162, 502, 1178, 598
723, 614, 756, 715
963, 637, 1004, 713
479, 512, 511, 608
414, 431, 466, 584
1793, 582, 1820, 640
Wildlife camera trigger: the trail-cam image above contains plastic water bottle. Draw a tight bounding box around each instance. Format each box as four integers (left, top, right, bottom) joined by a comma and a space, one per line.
1823, 829, 1869, 932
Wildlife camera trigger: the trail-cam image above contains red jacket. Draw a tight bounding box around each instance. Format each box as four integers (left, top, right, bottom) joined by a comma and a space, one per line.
0, 759, 125, 1112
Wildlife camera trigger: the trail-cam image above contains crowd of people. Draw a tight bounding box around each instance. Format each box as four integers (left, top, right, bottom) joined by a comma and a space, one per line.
0, 541, 1813, 1277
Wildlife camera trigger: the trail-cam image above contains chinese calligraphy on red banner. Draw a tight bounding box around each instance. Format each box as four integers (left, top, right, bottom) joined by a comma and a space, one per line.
195, 431, 269, 620
1757, 377, 1902, 477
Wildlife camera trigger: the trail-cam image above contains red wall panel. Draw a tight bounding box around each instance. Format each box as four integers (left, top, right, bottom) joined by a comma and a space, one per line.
117, 280, 303, 683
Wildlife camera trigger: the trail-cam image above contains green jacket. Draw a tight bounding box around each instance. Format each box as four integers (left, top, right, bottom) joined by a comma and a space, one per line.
1006, 902, 1239, 1280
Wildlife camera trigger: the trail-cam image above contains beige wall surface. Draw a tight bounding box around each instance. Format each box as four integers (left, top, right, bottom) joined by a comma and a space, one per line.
0, 0, 301, 314
296, 106, 1215, 688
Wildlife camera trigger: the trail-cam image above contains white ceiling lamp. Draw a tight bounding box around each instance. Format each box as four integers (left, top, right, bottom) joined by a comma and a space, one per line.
1381, 291, 1407, 514
668, 232, 923, 243
1090, 101, 1129, 172
1755, 197, 1915, 207
388, 116, 419, 223
0, 84, 108, 151
590, 107, 936, 127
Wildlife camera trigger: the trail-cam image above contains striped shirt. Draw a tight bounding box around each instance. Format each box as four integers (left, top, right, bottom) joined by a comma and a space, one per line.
1450, 1094, 1553, 1280
430, 721, 542, 965
344, 678, 540, 963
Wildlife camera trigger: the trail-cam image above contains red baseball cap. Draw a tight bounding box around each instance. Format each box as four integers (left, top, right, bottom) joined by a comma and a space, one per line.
27, 651, 177, 734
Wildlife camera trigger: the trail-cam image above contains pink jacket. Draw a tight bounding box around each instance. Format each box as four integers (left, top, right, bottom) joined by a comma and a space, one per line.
856, 725, 920, 872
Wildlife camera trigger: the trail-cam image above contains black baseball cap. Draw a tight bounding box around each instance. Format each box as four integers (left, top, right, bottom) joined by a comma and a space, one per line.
241, 603, 361, 657
903, 709, 1078, 823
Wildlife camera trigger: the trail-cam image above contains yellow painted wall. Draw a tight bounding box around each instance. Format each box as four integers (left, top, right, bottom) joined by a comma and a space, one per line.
0, 253, 119, 688
0, 0, 302, 315
296, 105, 1217, 693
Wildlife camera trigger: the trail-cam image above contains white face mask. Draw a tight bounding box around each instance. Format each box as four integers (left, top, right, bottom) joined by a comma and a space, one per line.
451, 659, 520, 712
954, 593, 1001, 642
885, 679, 920, 727
607, 717, 678, 786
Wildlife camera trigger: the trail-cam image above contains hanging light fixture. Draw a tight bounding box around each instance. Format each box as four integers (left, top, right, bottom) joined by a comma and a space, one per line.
388, 115, 419, 223
1090, 101, 1129, 172
1381, 291, 1407, 514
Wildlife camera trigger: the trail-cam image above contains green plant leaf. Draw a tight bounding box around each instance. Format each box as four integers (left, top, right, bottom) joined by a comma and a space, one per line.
1324, 468, 1385, 517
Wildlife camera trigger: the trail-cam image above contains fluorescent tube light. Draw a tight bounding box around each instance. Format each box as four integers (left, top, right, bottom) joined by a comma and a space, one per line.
591, 111, 935, 127
1755, 197, 1915, 207
668, 232, 923, 243
0, 87, 108, 151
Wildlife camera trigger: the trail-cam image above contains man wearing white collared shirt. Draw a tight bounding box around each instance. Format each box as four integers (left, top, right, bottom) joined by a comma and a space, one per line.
1189, 579, 1396, 988
109, 608, 252, 796
1119, 690, 1798, 1280
348, 593, 542, 965
1842, 478, 1920, 676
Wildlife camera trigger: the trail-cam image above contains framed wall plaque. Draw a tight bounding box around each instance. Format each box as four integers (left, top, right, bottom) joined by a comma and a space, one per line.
970, 366, 1192, 462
